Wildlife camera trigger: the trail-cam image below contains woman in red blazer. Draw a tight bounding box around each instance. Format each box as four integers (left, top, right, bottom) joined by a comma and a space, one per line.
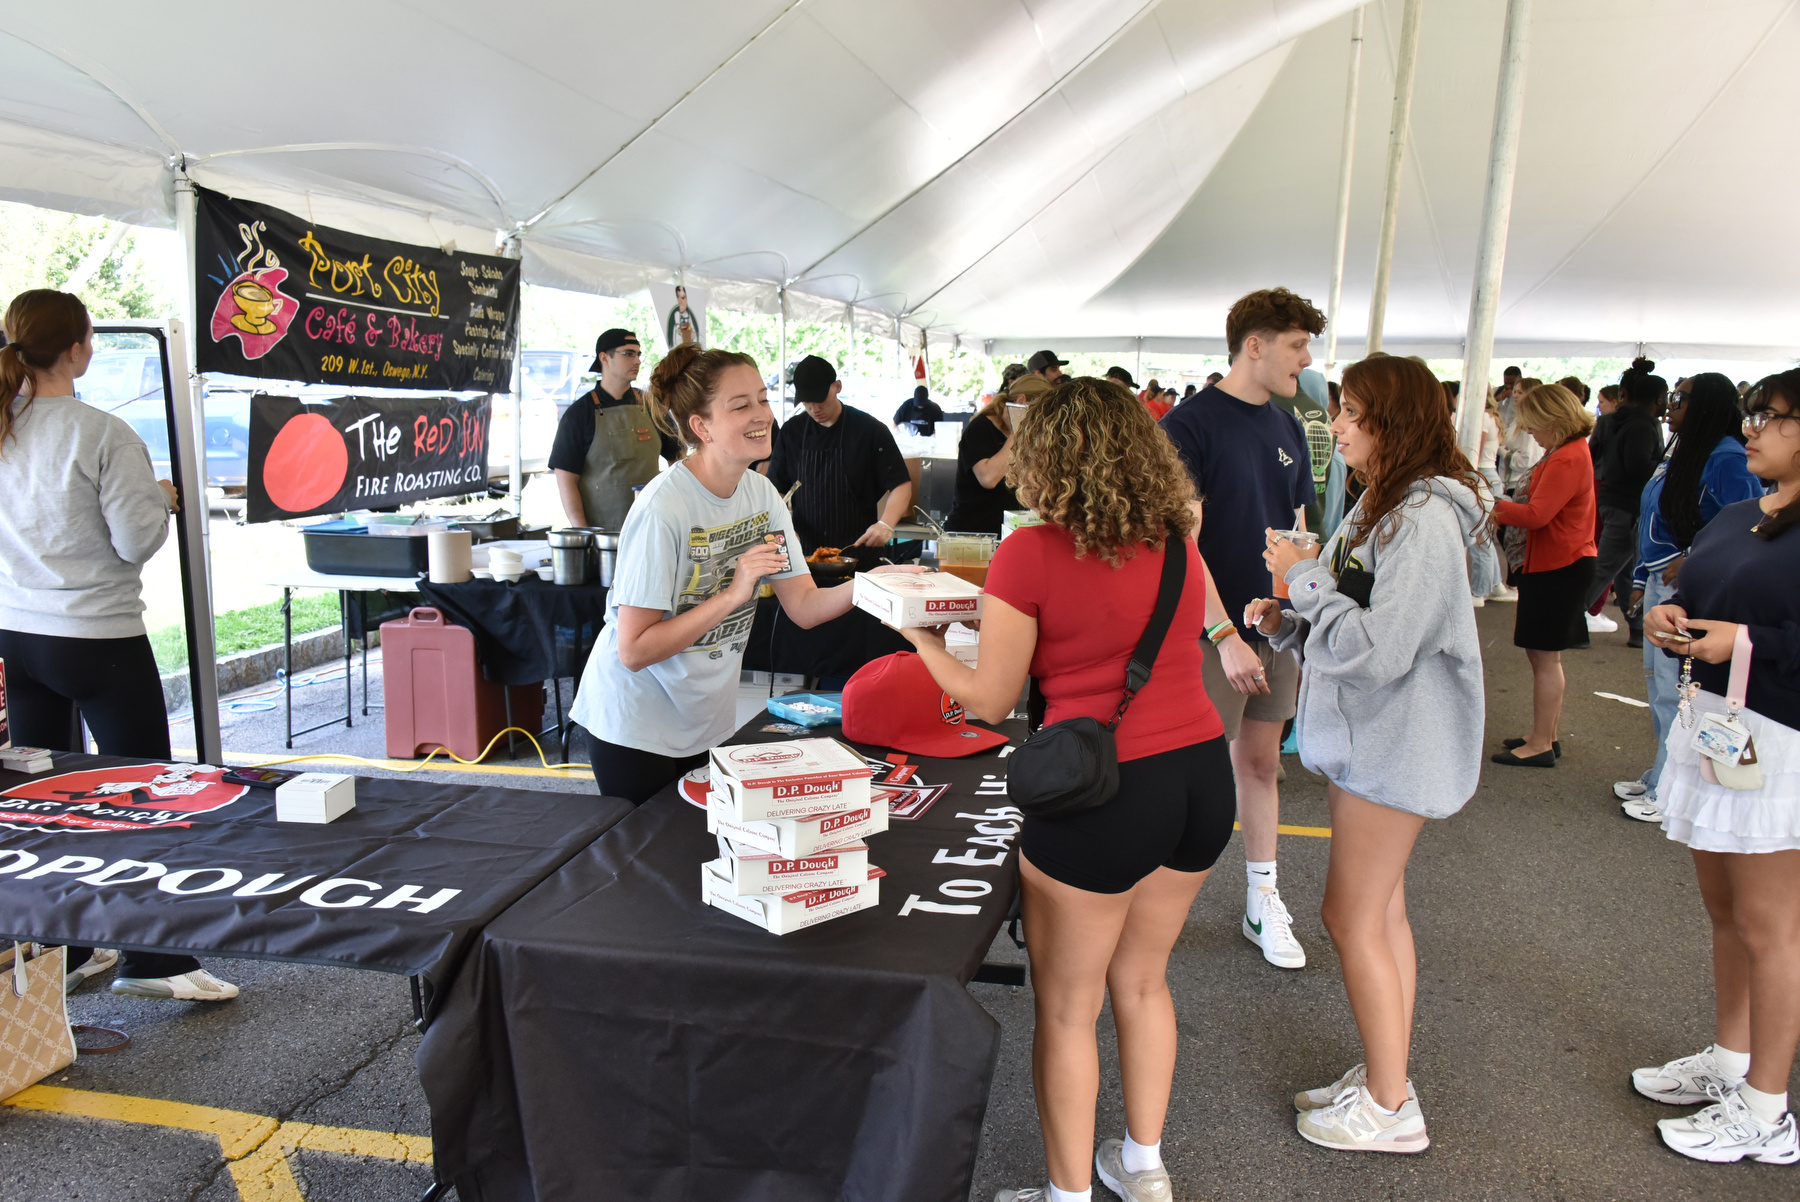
1490, 383, 1598, 767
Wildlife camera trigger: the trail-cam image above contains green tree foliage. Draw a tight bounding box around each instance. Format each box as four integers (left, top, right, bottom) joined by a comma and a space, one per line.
0, 201, 170, 319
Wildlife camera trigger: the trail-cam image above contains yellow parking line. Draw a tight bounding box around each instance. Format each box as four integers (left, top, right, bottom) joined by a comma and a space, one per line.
1234, 821, 1332, 838
4, 1085, 432, 1202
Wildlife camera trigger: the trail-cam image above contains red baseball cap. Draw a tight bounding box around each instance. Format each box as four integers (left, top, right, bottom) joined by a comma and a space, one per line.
842, 652, 1010, 759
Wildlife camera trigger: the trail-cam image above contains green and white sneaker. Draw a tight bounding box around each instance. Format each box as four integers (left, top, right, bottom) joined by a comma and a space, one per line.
1243, 886, 1305, 969
1658, 1086, 1798, 1164
1095, 1138, 1171, 1200
1296, 1085, 1430, 1154
1632, 1046, 1746, 1106
1295, 1063, 1418, 1111
994, 1189, 1052, 1201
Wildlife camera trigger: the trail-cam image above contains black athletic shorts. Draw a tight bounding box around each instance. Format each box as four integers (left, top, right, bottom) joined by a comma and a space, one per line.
1020, 736, 1236, 894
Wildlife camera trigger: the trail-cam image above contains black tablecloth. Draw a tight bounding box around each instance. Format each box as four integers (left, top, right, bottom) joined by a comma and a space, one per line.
418, 717, 1023, 1202
742, 599, 912, 680
415, 577, 610, 685
0, 756, 630, 1016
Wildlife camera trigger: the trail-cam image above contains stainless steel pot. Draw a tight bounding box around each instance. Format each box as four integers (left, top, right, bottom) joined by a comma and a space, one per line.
549, 528, 593, 585
564, 528, 621, 588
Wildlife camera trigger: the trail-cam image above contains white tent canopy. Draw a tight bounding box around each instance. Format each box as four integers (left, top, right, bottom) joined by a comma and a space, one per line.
2, 1, 1795, 360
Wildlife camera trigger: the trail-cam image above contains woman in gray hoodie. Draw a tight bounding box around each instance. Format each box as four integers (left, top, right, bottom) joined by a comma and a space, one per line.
1247, 354, 1496, 1156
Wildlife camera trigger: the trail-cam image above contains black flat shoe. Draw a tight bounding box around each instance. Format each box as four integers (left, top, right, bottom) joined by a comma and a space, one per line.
1492, 747, 1557, 768
1503, 737, 1561, 758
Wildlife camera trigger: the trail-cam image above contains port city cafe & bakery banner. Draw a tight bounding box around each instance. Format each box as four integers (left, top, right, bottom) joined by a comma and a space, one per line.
194, 186, 518, 393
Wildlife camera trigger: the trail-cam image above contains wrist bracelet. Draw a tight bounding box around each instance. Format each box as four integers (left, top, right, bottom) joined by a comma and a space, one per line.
1205, 621, 1237, 645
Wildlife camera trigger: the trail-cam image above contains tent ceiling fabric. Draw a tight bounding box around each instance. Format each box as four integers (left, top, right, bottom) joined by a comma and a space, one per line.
0, 1, 1791, 358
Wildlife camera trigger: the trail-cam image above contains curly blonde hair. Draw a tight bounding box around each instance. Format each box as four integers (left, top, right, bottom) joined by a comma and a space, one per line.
1009, 377, 1196, 565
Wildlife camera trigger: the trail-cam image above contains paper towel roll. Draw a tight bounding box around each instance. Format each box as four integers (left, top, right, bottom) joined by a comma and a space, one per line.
428, 530, 473, 583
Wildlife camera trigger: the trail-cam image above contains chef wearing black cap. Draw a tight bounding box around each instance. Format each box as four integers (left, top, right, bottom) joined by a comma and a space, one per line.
548, 328, 683, 529
768, 355, 912, 553
1027, 348, 1068, 382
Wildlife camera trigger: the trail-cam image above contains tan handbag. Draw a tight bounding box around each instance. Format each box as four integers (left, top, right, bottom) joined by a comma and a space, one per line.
0, 943, 76, 1102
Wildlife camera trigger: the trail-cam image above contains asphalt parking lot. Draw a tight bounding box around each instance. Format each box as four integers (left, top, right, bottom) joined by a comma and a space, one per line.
4, 602, 1796, 1200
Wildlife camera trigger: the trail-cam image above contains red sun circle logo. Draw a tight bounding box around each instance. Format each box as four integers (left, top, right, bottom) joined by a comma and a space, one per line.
263, 412, 349, 513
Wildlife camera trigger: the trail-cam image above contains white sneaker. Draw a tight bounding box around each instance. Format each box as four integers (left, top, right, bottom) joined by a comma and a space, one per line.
110, 968, 240, 1002
1243, 887, 1306, 969
1296, 1085, 1430, 1153
1622, 797, 1663, 822
1486, 585, 1518, 602
1095, 1138, 1172, 1200
1658, 1085, 1799, 1164
1471, 595, 1486, 608
994, 1189, 1052, 1202
64, 948, 118, 994
1613, 779, 1649, 800
1586, 611, 1619, 633
1633, 1046, 1746, 1105
1295, 1063, 1419, 1111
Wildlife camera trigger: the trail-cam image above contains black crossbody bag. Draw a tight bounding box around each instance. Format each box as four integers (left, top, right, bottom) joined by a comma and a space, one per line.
1007, 538, 1187, 819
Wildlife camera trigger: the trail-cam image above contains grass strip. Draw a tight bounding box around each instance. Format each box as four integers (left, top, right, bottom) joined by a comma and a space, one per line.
149, 593, 341, 673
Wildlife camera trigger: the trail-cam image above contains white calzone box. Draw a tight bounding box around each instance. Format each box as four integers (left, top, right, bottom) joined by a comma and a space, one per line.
703, 862, 885, 935
709, 738, 871, 821
709, 837, 869, 896
851, 570, 983, 629
275, 772, 356, 823
708, 793, 890, 859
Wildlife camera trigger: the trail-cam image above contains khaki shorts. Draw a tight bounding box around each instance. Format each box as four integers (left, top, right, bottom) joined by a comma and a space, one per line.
1201, 637, 1299, 742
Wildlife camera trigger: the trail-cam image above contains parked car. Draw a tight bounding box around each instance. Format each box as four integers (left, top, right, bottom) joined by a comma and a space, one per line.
78, 349, 251, 498
521, 348, 589, 418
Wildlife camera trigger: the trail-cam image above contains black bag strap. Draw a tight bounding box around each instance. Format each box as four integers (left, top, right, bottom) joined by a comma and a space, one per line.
1108, 536, 1188, 730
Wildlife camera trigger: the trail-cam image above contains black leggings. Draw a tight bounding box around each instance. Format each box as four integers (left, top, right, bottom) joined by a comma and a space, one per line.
0, 630, 197, 980
1021, 736, 1237, 895
0, 630, 170, 758
581, 726, 707, 806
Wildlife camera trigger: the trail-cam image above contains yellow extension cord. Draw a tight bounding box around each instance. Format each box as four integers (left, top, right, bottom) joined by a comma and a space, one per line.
243, 726, 590, 774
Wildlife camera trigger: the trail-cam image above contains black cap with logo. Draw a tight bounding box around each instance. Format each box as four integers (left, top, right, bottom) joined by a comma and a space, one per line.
792, 355, 839, 405
1027, 349, 1068, 372
589, 328, 640, 372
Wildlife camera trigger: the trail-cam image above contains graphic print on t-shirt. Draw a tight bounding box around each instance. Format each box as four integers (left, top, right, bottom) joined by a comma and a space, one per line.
679, 512, 778, 657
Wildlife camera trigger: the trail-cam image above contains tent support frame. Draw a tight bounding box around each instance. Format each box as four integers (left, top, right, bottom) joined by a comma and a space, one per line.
1325, 6, 1367, 374
1458, 0, 1534, 456
1366, 0, 1423, 354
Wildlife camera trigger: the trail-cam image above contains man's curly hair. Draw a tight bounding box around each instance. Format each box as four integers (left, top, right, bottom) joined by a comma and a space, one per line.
1009, 377, 1197, 565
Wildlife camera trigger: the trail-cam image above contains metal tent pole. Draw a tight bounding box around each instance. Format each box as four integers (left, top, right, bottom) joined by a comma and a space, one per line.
170, 169, 223, 764
777, 284, 787, 418
503, 235, 523, 512
1459, 0, 1534, 456
1325, 6, 1367, 374
1366, 0, 1423, 355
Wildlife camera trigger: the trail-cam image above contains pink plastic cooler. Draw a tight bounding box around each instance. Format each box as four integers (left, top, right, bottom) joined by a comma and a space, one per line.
382, 608, 545, 761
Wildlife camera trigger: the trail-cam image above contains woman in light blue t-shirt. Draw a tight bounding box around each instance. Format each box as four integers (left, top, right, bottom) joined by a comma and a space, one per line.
570, 344, 915, 803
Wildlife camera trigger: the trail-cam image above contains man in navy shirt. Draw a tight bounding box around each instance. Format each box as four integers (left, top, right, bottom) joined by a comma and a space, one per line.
1161, 287, 1323, 971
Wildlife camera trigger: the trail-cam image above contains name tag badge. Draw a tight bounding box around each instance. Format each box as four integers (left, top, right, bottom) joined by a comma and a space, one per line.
1693, 712, 1754, 766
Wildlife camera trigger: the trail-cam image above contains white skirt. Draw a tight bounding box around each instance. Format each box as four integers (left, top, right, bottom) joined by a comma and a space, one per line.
1659, 689, 1800, 854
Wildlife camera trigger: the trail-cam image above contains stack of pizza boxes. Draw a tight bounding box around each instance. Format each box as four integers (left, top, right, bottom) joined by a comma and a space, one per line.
702, 737, 889, 935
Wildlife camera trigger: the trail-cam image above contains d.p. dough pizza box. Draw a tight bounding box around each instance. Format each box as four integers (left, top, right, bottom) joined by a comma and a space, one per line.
852, 570, 984, 629
710, 837, 869, 896
709, 737, 871, 821
707, 793, 890, 858
703, 863, 885, 935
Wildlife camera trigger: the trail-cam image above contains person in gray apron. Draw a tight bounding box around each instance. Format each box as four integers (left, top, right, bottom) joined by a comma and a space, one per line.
549, 328, 683, 530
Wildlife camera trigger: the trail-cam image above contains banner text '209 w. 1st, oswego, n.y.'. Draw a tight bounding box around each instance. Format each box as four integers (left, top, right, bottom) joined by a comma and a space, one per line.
194, 186, 518, 394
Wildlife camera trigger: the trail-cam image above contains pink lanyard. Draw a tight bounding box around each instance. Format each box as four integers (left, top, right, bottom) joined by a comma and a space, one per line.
1725, 624, 1754, 715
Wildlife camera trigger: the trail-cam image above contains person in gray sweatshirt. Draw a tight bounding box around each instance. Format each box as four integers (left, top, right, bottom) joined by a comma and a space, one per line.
1246, 354, 1496, 1157
0, 289, 239, 1003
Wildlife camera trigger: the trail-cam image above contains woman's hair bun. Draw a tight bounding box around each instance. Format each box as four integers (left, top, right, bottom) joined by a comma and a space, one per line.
650, 342, 704, 399
1629, 356, 1655, 375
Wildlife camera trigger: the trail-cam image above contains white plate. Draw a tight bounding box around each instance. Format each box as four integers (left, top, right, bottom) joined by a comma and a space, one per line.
471, 568, 493, 580
493, 569, 527, 584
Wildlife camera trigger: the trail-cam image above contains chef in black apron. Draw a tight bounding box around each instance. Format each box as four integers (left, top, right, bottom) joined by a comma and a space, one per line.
548, 329, 683, 529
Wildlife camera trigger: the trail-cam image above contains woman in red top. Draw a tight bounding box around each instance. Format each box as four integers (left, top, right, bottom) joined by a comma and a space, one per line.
1491, 383, 1598, 767
899, 377, 1232, 1202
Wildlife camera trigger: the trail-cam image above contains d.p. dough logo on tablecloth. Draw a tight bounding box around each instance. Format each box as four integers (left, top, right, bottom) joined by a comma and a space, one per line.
0, 765, 249, 833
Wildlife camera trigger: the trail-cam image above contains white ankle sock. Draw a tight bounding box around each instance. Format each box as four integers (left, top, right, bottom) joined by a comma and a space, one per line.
1713, 1044, 1751, 1079
1121, 1133, 1162, 1173
1739, 1082, 1789, 1124
1048, 1185, 1091, 1202
1246, 861, 1277, 918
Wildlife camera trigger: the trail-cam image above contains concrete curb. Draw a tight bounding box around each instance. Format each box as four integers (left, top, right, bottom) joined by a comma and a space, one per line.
161, 626, 380, 714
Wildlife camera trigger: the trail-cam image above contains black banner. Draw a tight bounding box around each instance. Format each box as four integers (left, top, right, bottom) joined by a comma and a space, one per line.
246, 393, 492, 522
195, 186, 519, 392
0, 757, 631, 1011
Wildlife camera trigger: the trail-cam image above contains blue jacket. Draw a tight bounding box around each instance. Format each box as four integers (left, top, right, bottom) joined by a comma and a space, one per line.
1633, 436, 1764, 588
